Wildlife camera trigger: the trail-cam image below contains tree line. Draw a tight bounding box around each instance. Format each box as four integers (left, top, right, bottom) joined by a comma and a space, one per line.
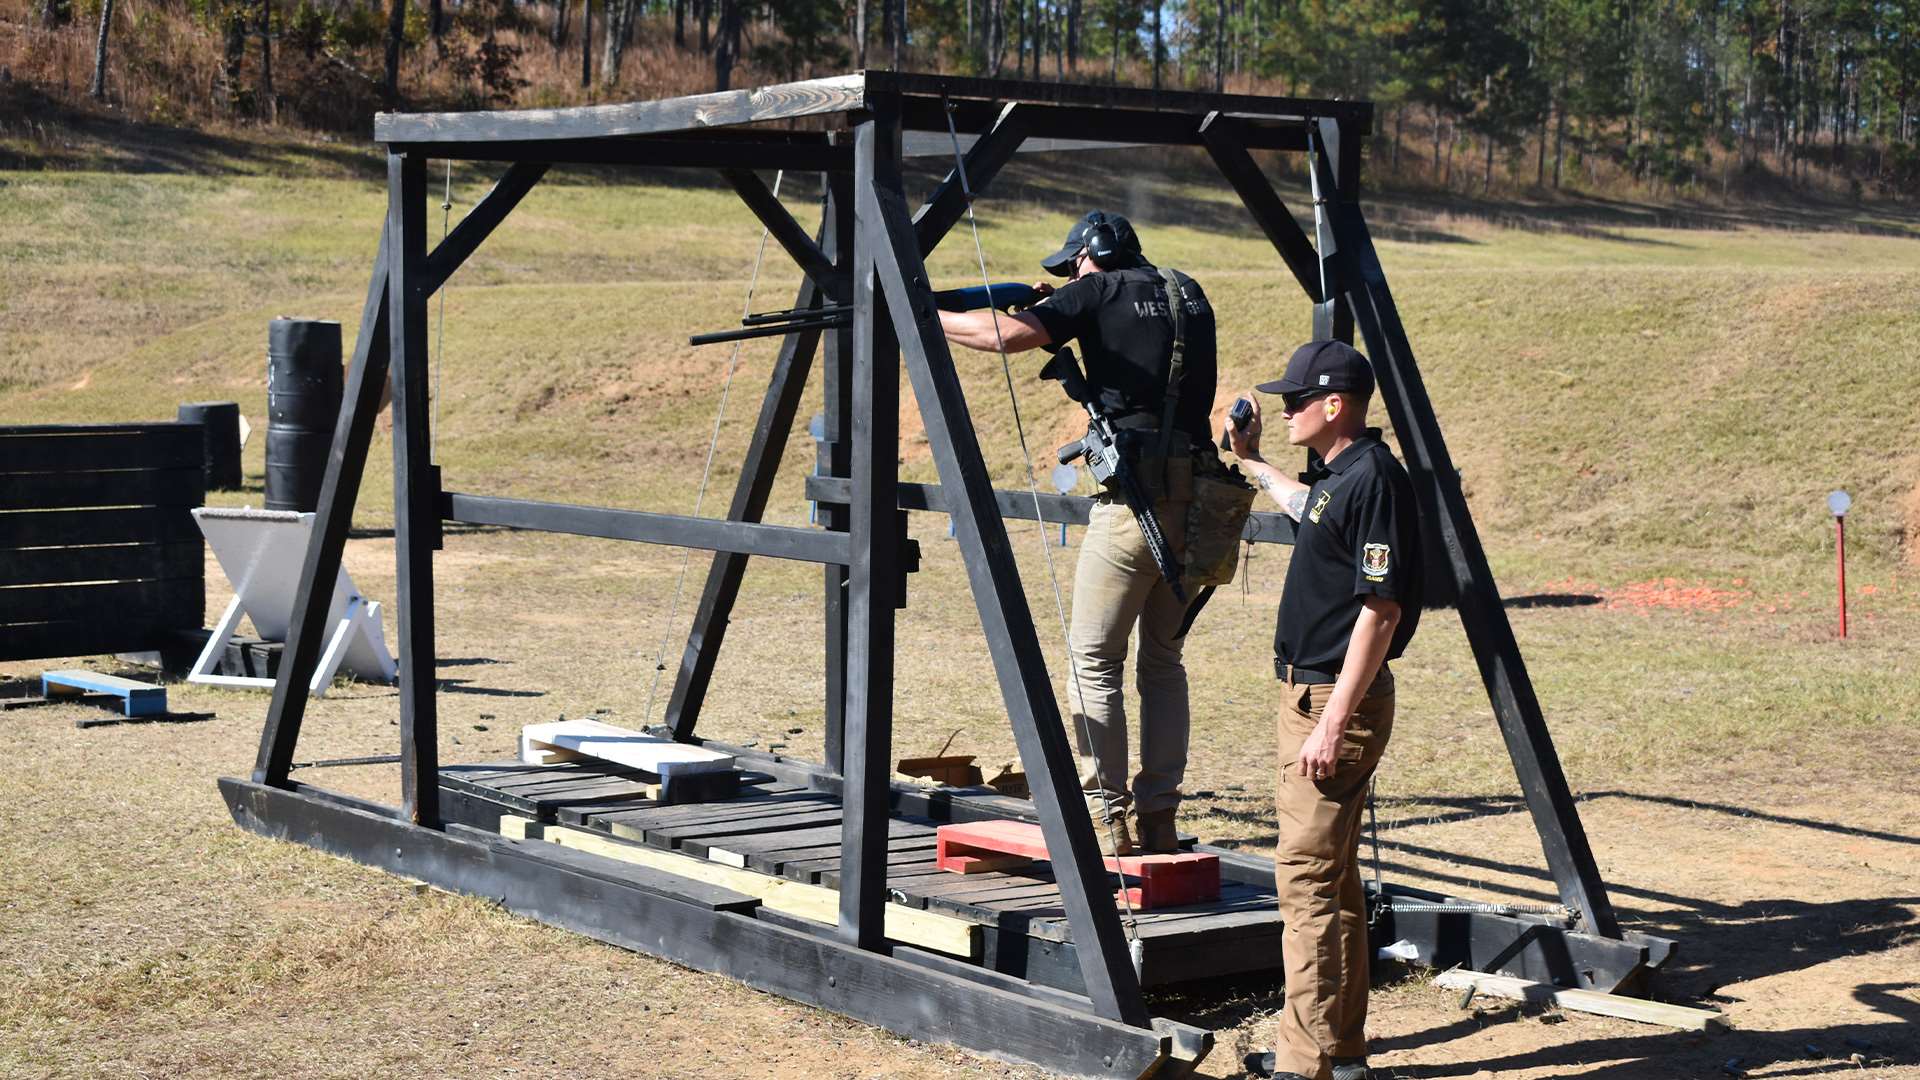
22, 0, 1920, 195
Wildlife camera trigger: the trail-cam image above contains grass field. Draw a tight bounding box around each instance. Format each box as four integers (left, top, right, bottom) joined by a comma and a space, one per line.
2, 146, 1918, 1079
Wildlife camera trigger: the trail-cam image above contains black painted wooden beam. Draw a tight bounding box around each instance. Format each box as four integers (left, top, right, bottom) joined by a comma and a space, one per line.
252, 236, 391, 786
1307, 121, 1355, 344
860, 148, 1149, 1028
837, 102, 902, 954
254, 162, 547, 789
1199, 113, 1322, 303
820, 172, 856, 775
1321, 189, 1622, 939
219, 778, 1191, 1077
910, 102, 1029, 257
722, 168, 851, 303
392, 137, 851, 172
388, 151, 441, 828
803, 475, 1298, 545
900, 96, 1311, 150
441, 493, 850, 564
422, 162, 549, 292
869, 69, 1373, 128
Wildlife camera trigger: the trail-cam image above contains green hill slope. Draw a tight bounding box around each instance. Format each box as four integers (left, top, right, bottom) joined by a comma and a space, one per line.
6, 161, 1914, 581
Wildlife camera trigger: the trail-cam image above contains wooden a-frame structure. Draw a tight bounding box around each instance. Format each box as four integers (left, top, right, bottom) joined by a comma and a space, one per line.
220, 72, 1672, 1079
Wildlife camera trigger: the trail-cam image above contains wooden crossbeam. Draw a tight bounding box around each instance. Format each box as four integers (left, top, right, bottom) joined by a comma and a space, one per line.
721, 168, 851, 303
512, 819, 979, 960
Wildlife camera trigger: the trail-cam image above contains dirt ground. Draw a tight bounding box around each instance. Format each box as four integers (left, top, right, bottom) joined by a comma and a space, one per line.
2, 522, 1915, 1080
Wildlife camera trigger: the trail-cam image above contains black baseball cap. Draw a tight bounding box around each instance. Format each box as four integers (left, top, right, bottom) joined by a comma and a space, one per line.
1256, 340, 1376, 399
1039, 210, 1141, 276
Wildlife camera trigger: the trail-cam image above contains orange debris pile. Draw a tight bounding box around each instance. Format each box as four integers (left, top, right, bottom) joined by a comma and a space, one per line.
1600, 578, 1752, 612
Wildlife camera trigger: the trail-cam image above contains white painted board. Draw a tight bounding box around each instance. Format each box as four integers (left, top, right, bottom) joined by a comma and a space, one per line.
521, 717, 734, 777
192, 507, 395, 682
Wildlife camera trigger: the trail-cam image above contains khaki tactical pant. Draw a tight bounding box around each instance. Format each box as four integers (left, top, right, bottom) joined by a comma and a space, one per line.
1272, 669, 1395, 1080
1068, 497, 1192, 817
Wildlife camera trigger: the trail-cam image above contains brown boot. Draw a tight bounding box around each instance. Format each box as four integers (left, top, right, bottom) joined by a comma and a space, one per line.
1133, 807, 1180, 854
1086, 795, 1134, 856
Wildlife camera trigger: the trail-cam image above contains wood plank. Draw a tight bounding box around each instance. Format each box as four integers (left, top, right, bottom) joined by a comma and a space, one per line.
721, 169, 850, 303
697, 820, 931, 866
490, 817, 759, 912
0, 541, 203, 587
389, 149, 439, 828
804, 476, 1296, 545
911, 102, 1029, 257
409, 137, 852, 172
0, 617, 187, 664
0, 427, 203, 473
1199, 113, 1323, 303
521, 717, 734, 775
443, 492, 851, 564
229, 779, 1177, 1080
531, 822, 979, 959
0, 468, 204, 510
581, 790, 833, 830
776, 844, 941, 883
866, 69, 1371, 127
841, 106, 904, 952
0, 578, 203, 624
375, 74, 866, 142
252, 227, 393, 787
0, 507, 201, 549
728, 835, 937, 877
654, 808, 850, 848
1431, 971, 1728, 1032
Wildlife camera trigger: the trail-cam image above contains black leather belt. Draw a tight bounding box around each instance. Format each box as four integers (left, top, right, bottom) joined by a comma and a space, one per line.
1274, 660, 1338, 685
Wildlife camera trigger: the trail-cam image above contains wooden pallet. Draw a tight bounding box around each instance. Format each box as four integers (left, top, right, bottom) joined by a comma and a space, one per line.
439, 760, 1287, 990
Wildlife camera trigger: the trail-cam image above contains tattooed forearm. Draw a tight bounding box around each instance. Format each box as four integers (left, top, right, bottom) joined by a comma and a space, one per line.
1283, 488, 1308, 522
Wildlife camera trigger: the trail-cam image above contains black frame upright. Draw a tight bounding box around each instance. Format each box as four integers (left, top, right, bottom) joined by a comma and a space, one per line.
225, 71, 1649, 1078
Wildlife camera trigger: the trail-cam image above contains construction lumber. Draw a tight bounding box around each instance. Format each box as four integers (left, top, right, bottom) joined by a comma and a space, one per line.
522, 718, 734, 776
936, 820, 1220, 910
42, 670, 167, 717
508, 819, 978, 960
1432, 970, 1728, 1032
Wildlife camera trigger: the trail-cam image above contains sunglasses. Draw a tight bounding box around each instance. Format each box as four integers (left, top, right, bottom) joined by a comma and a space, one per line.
1280, 390, 1332, 412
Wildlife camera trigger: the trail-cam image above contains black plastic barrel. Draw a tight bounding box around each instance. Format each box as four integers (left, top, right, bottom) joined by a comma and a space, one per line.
265, 318, 342, 512
176, 401, 242, 491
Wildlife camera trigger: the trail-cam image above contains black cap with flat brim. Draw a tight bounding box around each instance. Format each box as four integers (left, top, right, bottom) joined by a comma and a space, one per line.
1040, 210, 1141, 276
1256, 340, 1376, 398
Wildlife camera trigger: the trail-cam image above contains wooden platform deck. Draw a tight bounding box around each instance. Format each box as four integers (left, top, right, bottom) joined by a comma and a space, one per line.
440, 760, 1284, 991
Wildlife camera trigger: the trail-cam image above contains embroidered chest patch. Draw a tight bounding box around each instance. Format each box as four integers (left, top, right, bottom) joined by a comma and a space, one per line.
1307, 490, 1332, 524
1362, 543, 1391, 578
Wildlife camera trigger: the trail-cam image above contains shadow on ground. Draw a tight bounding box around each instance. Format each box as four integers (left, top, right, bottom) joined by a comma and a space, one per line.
1189, 789, 1919, 1075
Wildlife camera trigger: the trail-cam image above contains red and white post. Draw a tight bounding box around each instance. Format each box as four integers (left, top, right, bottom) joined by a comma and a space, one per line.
1828, 490, 1852, 639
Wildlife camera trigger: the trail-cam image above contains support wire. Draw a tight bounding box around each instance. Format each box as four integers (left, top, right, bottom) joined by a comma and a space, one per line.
641, 170, 786, 727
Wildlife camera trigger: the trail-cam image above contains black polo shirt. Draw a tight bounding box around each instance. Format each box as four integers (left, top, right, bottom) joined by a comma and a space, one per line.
1275, 429, 1422, 676
1026, 265, 1218, 443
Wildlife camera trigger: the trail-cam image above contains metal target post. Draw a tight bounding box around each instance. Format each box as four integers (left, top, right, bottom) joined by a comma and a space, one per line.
1830, 489, 1852, 638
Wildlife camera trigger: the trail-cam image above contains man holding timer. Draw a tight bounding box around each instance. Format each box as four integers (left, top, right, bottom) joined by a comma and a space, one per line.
1225, 340, 1424, 1080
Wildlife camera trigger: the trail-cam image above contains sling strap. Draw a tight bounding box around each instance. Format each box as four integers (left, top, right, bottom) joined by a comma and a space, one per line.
1154, 267, 1191, 464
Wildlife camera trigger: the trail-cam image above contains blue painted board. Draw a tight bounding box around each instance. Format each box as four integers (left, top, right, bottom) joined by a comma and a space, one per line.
41, 669, 167, 717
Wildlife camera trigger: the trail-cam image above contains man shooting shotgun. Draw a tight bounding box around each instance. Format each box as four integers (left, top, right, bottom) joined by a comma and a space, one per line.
938, 210, 1248, 857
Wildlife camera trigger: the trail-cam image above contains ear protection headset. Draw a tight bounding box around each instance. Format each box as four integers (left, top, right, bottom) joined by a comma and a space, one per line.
1081, 211, 1124, 269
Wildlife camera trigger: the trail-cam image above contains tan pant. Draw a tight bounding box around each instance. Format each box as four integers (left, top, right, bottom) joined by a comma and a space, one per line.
1272, 669, 1395, 1080
1067, 497, 1192, 817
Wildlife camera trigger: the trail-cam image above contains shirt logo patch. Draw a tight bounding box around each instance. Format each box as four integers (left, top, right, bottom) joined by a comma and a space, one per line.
1362, 543, 1391, 577
1307, 490, 1332, 523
